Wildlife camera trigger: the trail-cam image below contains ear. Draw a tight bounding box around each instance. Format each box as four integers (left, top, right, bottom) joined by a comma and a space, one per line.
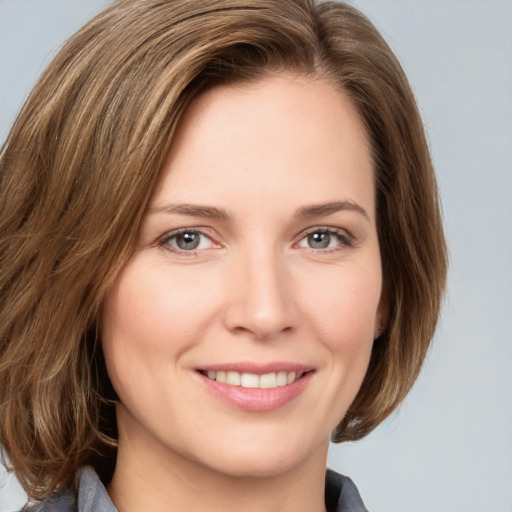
373, 290, 389, 340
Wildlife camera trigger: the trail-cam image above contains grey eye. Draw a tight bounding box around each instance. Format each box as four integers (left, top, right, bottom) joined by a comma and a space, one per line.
174, 232, 201, 250
307, 232, 332, 249
160, 229, 218, 253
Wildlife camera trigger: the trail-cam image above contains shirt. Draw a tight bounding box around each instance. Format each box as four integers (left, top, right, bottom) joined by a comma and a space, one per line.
22, 466, 369, 512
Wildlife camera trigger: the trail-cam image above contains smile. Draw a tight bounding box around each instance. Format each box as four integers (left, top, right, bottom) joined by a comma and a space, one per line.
196, 365, 314, 412
201, 370, 304, 389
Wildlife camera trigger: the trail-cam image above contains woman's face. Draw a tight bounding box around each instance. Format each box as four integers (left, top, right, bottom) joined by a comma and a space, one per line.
102, 73, 385, 478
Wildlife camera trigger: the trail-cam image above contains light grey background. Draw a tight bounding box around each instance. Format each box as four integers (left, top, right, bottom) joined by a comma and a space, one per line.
1, 1, 511, 511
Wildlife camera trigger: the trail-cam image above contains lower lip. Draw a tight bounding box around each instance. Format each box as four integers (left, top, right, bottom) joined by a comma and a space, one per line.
196, 372, 313, 412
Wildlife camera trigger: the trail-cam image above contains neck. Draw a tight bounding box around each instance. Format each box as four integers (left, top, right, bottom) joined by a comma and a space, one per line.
107, 430, 329, 512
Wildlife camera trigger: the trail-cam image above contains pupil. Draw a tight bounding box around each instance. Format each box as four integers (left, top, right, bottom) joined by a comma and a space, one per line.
177, 232, 200, 250
308, 232, 330, 249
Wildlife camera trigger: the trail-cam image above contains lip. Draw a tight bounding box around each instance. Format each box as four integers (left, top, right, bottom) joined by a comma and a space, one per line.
195, 362, 315, 412
198, 362, 313, 374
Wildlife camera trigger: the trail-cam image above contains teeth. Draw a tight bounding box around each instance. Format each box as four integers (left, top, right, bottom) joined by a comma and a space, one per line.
241, 373, 259, 388
286, 371, 296, 384
203, 370, 303, 388
226, 371, 241, 386
259, 373, 277, 388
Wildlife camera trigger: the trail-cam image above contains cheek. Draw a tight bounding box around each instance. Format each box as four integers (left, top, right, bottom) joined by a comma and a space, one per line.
291, 265, 382, 432
100, 255, 230, 404
102, 260, 217, 351
100, 262, 190, 393
298, 262, 383, 348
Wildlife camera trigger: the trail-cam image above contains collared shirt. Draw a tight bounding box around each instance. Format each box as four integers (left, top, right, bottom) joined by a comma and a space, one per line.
23, 466, 369, 512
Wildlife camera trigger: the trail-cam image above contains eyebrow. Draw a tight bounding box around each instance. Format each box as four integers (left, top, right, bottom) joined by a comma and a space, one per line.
147, 203, 230, 221
294, 201, 370, 222
147, 200, 370, 222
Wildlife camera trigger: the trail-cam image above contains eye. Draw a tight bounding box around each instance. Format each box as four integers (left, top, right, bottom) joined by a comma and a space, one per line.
297, 228, 353, 251
159, 229, 218, 253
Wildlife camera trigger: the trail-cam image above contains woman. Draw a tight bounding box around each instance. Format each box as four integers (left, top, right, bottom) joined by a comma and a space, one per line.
0, 0, 447, 511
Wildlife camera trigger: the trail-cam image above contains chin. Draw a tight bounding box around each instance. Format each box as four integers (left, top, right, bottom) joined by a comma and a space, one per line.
185, 429, 328, 480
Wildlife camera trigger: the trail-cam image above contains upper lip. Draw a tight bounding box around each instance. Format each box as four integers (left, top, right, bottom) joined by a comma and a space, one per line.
196, 362, 314, 375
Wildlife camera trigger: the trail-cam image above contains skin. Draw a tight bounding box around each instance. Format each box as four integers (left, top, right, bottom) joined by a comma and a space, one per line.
101, 72, 386, 512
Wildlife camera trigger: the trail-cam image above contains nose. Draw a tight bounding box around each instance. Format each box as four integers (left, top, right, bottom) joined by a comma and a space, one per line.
223, 247, 297, 341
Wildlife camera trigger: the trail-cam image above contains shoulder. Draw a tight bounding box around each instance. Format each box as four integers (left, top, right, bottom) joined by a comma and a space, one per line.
325, 469, 370, 512
19, 489, 76, 512
18, 467, 116, 512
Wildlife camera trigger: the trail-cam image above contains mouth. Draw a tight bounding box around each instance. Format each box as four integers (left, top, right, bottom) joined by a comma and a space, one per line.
195, 365, 314, 412
198, 369, 308, 389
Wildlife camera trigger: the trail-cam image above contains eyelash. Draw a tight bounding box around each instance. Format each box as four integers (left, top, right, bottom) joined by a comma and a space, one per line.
296, 226, 355, 252
157, 226, 355, 255
157, 228, 217, 255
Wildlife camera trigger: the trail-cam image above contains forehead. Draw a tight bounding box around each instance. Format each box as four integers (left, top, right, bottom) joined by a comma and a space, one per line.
151, 73, 374, 219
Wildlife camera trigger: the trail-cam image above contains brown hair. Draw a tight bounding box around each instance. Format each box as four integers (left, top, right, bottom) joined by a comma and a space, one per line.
0, 0, 447, 498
